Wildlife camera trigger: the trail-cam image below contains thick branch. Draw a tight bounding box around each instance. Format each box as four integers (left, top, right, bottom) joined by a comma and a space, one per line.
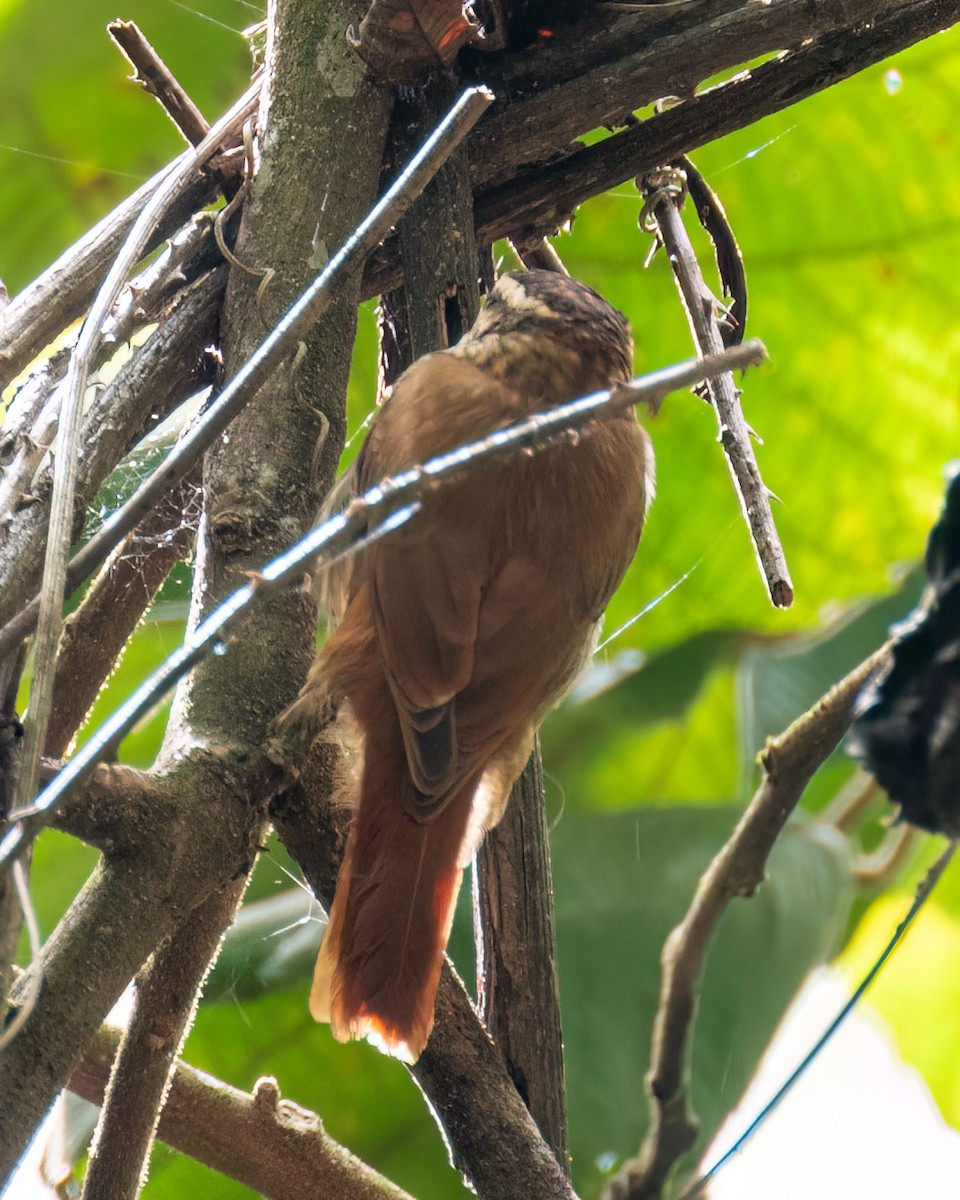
473, 0, 959, 243
69, 1024, 414, 1200
0, 755, 265, 1180
604, 645, 890, 1200
468, 0, 932, 182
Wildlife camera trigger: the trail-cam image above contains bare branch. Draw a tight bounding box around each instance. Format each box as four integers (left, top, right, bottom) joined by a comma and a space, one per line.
46, 762, 161, 853
69, 1023, 416, 1200
478, 3, 956, 245
639, 168, 793, 608
475, 743, 568, 1166
604, 644, 890, 1200
108, 20, 211, 148
0, 753, 265, 1177
0, 340, 765, 867
81, 875, 250, 1200
0, 266, 224, 637
44, 471, 200, 759
0, 86, 494, 667
272, 764, 579, 1200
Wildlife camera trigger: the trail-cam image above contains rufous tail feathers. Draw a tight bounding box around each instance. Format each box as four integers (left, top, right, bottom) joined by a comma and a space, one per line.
310, 733, 478, 1062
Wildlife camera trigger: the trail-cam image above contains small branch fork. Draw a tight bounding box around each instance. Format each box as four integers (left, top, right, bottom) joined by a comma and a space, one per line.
603, 644, 889, 1200
68, 1022, 415, 1200
107, 20, 210, 148
8, 77, 262, 835
0, 85, 495, 664
638, 167, 793, 609
0, 338, 766, 868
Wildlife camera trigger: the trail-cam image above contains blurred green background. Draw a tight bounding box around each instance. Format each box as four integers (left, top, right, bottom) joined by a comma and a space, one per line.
4, 4, 960, 1197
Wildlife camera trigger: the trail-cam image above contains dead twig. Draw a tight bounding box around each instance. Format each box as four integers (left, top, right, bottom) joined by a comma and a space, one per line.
638, 167, 793, 609
604, 643, 889, 1200
108, 20, 210, 148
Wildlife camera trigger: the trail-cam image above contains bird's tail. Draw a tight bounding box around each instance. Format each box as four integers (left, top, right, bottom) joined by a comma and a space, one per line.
311, 730, 477, 1062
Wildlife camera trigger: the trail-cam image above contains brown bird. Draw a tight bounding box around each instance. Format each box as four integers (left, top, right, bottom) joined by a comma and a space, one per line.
283, 268, 654, 1062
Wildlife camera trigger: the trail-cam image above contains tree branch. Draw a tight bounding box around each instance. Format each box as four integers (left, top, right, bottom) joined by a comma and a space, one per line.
603, 645, 890, 1200
639, 169, 792, 608
475, 742, 568, 1167
69, 1023, 416, 1200
44, 470, 200, 759
472, 0, 959, 244
108, 19, 211, 149
81, 874, 251, 1200
0, 754, 266, 1179
0, 265, 224, 638
271, 764, 579, 1200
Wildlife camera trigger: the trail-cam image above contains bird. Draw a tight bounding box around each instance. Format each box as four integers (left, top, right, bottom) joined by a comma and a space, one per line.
282, 268, 654, 1062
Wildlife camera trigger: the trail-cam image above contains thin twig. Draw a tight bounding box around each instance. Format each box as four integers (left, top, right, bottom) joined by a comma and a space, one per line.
68, 1024, 415, 1200
0, 339, 765, 866
0, 265, 224, 640
10, 80, 261, 833
604, 643, 889, 1200
0, 85, 494, 665
676, 840, 955, 1200
81, 876, 250, 1200
44, 471, 200, 758
0, 860, 40, 1053
639, 168, 793, 608
108, 20, 211, 148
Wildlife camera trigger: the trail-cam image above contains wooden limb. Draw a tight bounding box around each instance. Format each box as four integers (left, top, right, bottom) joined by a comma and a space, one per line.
0, 644, 28, 1006
639, 169, 793, 608
471, 0, 959, 244
469, 0, 951, 182
271, 769, 580, 1200
80, 874, 251, 1200
46, 763, 161, 853
44, 470, 201, 759
69, 1024, 415, 1200
603, 645, 889, 1200
108, 20, 211, 148
0, 265, 225, 640
0, 167, 223, 393
475, 742, 568, 1167
0, 754, 265, 1179
379, 76, 483, 385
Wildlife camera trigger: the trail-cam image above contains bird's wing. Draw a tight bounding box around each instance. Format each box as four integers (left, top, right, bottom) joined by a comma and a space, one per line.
357, 352, 527, 817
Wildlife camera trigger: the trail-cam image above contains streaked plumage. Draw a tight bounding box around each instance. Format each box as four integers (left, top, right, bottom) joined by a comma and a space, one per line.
283, 269, 653, 1061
